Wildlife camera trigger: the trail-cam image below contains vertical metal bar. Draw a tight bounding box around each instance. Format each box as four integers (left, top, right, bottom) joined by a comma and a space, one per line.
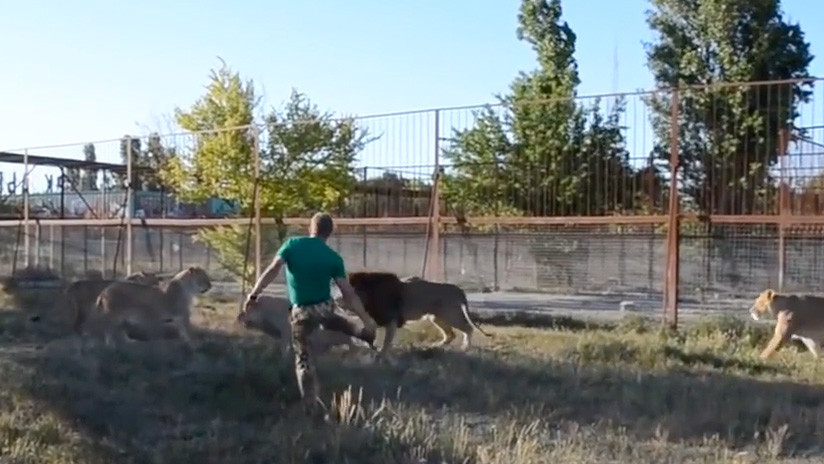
159, 187, 165, 273
493, 159, 500, 291
178, 232, 184, 270
49, 224, 54, 269
252, 126, 262, 280
664, 89, 681, 329
778, 126, 790, 292
427, 109, 442, 281
23, 149, 29, 268
362, 166, 368, 268
59, 167, 65, 275
100, 172, 106, 278
125, 139, 134, 275
34, 220, 40, 266
83, 225, 89, 274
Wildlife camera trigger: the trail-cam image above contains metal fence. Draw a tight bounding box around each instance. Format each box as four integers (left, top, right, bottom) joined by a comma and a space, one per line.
4, 78, 824, 327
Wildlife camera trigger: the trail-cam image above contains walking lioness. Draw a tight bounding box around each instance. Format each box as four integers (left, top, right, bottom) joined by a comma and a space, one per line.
67, 271, 164, 334
91, 266, 212, 348
749, 288, 824, 359
28, 270, 163, 331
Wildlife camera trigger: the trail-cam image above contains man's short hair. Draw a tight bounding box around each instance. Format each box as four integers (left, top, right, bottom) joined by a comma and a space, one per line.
310, 212, 334, 238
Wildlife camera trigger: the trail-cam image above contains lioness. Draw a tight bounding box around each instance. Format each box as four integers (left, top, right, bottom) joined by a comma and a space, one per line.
397, 276, 492, 350
28, 270, 163, 331
749, 288, 824, 359
66, 271, 164, 334
91, 266, 212, 348
237, 295, 368, 360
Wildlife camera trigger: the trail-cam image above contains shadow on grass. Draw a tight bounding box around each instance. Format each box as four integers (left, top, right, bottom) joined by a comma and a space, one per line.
3, 308, 824, 462
4, 308, 510, 463
474, 311, 614, 331
329, 344, 824, 450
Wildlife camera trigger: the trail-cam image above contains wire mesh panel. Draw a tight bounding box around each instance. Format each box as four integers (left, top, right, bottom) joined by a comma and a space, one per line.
7, 80, 824, 327
441, 223, 666, 296
437, 91, 663, 218
679, 223, 779, 300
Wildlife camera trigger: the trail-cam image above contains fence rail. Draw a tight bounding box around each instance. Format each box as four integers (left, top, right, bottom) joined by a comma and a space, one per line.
6, 78, 824, 328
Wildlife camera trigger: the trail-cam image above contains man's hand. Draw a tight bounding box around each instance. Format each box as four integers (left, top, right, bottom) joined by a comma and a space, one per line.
241, 293, 259, 315
244, 255, 285, 312
334, 277, 377, 332
361, 315, 378, 335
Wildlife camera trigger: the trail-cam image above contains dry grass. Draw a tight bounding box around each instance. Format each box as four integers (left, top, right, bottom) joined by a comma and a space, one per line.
2, 298, 824, 463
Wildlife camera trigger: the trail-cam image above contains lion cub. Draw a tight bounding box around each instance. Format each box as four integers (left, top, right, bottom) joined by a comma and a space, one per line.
749, 288, 824, 359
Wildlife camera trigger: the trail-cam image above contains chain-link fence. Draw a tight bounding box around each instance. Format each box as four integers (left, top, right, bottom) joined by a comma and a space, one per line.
4, 78, 824, 326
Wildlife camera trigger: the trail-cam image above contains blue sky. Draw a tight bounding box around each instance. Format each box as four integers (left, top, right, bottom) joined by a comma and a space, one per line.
2, 0, 824, 191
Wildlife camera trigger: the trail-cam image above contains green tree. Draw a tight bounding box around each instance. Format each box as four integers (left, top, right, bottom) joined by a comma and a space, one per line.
645, 0, 813, 215
81, 143, 98, 191
441, 108, 518, 217
442, 0, 642, 218
141, 133, 175, 192
259, 89, 373, 228
163, 63, 257, 205
160, 61, 260, 282
161, 62, 372, 282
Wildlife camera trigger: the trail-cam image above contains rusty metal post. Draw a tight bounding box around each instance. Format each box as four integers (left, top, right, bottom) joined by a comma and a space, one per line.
23, 149, 29, 269
663, 89, 681, 329
252, 125, 262, 280
125, 139, 134, 276
426, 109, 442, 281
777, 126, 790, 292
100, 173, 107, 278
362, 166, 368, 268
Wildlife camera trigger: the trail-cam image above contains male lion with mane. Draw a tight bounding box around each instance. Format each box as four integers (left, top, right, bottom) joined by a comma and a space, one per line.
90, 266, 212, 348
749, 288, 824, 359
336, 271, 404, 353
338, 272, 492, 352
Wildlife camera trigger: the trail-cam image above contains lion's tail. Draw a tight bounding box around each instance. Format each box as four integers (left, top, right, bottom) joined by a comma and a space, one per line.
461, 292, 492, 337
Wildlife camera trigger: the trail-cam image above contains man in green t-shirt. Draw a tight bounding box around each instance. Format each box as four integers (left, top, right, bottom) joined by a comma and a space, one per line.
243, 212, 377, 415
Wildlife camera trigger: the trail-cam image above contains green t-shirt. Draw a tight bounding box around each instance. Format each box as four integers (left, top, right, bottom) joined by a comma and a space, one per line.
277, 236, 346, 306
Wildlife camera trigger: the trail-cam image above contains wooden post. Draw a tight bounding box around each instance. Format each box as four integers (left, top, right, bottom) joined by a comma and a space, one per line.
125, 138, 134, 275
23, 149, 29, 268
252, 126, 262, 280
663, 89, 681, 329
426, 109, 442, 281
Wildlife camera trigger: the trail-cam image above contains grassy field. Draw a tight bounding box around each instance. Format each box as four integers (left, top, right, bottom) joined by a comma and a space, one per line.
2, 295, 824, 463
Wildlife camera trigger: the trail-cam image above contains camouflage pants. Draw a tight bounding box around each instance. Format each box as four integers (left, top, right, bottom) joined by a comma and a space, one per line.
290, 299, 368, 413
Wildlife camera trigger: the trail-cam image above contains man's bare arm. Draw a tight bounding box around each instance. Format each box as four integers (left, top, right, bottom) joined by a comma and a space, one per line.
334, 277, 376, 330
246, 256, 285, 301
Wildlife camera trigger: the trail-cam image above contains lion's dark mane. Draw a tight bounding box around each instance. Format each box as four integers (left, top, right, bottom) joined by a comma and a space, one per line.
347, 271, 406, 328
